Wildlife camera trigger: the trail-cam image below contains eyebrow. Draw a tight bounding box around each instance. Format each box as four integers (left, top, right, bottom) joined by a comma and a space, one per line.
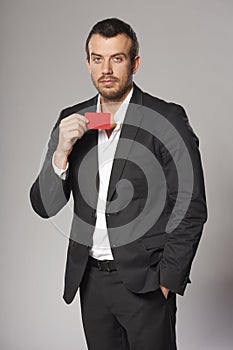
91, 52, 127, 58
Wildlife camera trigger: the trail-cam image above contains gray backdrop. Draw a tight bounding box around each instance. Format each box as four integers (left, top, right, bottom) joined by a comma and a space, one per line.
1, 0, 233, 349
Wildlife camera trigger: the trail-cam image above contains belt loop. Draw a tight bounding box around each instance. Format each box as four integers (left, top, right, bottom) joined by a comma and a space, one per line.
97, 260, 102, 271
106, 261, 111, 272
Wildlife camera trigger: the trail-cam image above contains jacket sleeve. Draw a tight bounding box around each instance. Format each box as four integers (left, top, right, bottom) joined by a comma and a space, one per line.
159, 104, 208, 295
29, 110, 72, 218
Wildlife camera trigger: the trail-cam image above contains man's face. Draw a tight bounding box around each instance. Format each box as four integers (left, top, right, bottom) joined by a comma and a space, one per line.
86, 34, 140, 101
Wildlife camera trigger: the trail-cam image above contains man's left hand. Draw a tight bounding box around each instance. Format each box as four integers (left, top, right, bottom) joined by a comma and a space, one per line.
160, 285, 170, 299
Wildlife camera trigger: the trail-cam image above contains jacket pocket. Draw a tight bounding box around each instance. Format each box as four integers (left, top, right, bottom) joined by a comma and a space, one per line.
141, 233, 167, 271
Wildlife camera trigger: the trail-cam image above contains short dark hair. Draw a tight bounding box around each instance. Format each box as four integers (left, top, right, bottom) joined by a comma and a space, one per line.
85, 18, 139, 63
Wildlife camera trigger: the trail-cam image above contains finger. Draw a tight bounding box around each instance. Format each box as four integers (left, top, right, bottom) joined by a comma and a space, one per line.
66, 129, 83, 140
61, 120, 88, 134
64, 113, 89, 124
76, 113, 89, 124
61, 119, 89, 133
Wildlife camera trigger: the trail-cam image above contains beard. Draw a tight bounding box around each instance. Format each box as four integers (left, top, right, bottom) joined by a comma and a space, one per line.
91, 69, 133, 102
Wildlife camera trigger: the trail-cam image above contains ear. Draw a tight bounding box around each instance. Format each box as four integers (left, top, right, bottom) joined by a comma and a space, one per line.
86, 58, 91, 74
132, 56, 140, 75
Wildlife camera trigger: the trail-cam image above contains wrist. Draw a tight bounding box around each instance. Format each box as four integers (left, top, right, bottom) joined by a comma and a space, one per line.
54, 150, 68, 170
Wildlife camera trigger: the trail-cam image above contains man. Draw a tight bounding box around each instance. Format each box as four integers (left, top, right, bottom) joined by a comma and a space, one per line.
30, 18, 207, 350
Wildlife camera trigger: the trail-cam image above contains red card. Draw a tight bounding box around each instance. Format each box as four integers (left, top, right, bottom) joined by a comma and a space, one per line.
85, 112, 111, 130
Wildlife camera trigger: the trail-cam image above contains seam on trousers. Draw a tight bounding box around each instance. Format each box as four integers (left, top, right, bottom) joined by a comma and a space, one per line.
167, 305, 177, 349
119, 323, 129, 350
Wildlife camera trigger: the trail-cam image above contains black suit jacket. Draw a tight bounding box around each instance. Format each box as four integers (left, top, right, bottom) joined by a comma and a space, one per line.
30, 84, 207, 304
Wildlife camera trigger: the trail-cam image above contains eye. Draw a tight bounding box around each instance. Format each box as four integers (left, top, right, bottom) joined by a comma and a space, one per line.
112, 56, 123, 62
92, 57, 102, 63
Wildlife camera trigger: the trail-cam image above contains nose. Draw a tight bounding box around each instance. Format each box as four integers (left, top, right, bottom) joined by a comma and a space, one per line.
102, 59, 113, 75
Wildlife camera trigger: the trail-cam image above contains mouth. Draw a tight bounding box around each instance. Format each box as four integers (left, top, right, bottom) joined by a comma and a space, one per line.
99, 78, 117, 86
101, 81, 116, 87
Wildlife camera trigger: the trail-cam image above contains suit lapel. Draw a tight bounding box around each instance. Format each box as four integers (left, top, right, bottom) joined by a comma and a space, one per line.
75, 85, 145, 206
106, 84, 144, 206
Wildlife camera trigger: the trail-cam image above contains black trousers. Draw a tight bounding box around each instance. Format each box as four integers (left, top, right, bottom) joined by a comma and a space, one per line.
79, 256, 177, 350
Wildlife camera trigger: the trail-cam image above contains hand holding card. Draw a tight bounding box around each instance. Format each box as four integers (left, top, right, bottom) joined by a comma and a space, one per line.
85, 112, 111, 130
